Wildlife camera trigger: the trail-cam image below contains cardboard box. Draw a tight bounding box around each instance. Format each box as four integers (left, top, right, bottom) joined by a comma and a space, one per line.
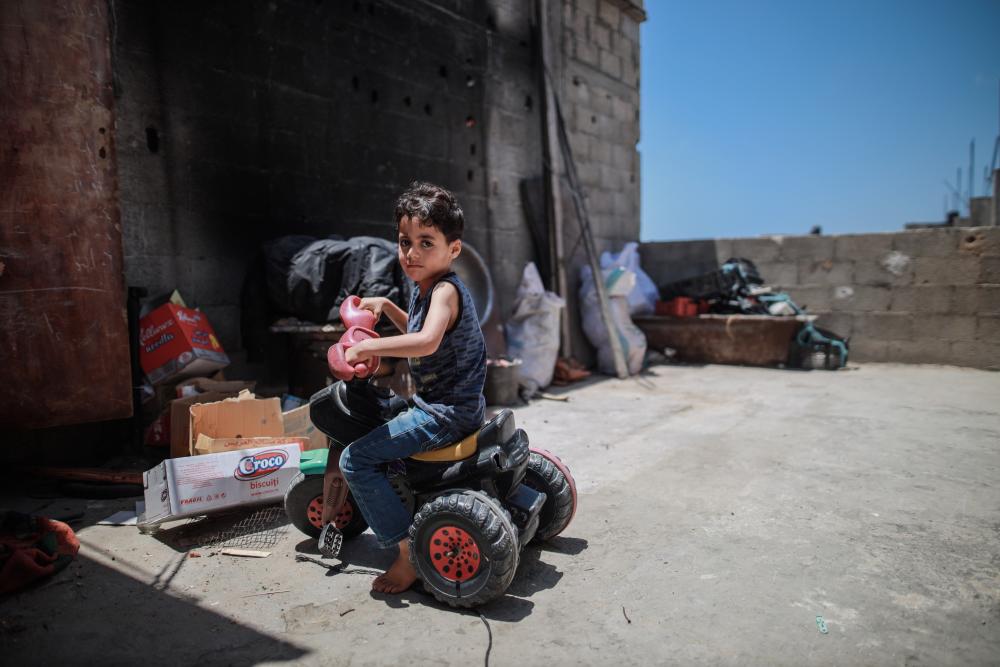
139, 303, 229, 385
189, 390, 291, 455
282, 404, 328, 451
194, 434, 308, 455
140, 444, 302, 526
165, 380, 257, 458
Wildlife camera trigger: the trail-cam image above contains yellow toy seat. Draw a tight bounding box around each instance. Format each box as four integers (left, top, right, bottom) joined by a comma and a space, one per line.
408, 409, 514, 463
409, 429, 479, 462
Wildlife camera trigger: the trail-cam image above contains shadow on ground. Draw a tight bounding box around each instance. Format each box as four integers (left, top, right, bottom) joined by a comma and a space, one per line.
0, 553, 308, 664
293, 533, 588, 621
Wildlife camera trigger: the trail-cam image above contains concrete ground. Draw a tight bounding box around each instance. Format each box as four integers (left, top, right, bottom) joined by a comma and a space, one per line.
2, 363, 999, 665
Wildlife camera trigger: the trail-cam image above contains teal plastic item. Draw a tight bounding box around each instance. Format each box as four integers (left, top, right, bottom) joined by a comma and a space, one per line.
757, 293, 849, 370
299, 448, 328, 476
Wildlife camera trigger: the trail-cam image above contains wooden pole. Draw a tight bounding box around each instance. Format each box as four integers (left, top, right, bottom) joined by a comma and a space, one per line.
537, 0, 572, 357
546, 71, 630, 379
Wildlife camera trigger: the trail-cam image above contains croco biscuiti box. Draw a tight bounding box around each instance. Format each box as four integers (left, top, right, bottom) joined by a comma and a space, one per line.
139, 443, 301, 527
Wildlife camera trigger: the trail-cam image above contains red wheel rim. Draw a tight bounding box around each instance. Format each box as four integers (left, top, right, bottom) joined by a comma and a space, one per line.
307, 496, 354, 530
307, 496, 324, 529
428, 526, 481, 582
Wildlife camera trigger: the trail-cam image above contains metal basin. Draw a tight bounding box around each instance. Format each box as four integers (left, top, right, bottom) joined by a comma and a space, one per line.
451, 242, 494, 325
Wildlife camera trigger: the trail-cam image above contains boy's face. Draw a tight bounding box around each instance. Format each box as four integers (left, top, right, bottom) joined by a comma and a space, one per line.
397, 215, 461, 284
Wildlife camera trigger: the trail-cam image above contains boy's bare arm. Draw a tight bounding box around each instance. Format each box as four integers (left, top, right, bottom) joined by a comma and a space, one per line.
359, 297, 408, 333
348, 283, 458, 362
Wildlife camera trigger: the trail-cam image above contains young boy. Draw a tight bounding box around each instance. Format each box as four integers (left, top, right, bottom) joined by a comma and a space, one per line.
340, 181, 487, 594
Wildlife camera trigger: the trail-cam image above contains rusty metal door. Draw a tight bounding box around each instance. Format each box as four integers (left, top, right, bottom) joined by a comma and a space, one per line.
0, 1, 132, 428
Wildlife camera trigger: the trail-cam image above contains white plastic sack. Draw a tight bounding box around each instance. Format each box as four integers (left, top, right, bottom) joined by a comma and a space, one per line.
505, 263, 565, 394
600, 241, 658, 316
579, 265, 647, 376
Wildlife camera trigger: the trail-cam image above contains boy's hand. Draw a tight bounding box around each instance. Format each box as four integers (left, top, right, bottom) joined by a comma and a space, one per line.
358, 297, 386, 323
344, 342, 372, 365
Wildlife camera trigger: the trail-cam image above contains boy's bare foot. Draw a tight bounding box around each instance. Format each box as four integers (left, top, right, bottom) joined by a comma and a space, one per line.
372, 539, 417, 594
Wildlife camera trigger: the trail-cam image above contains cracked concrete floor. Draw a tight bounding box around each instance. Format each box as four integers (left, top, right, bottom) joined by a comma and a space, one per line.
2, 363, 999, 665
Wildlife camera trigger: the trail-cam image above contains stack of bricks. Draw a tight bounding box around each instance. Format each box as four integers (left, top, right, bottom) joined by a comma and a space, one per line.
639, 227, 1000, 370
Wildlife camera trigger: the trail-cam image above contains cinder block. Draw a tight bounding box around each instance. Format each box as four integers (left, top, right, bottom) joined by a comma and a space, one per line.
588, 189, 614, 215
913, 257, 980, 286
588, 137, 611, 163
731, 237, 782, 263
888, 286, 954, 314
568, 131, 590, 159
977, 315, 1000, 341
612, 191, 634, 218
587, 86, 613, 115
597, 1, 620, 27
798, 259, 853, 285
948, 340, 1000, 369
621, 13, 640, 40
574, 37, 599, 66
199, 304, 241, 352
621, 56, 638, 87
611, 144, 631, 169
599, 164, 625, 190
952, 285, 1000, 314
911, 314, 976, 342
577, 162, 601, 187
853, 312, 913, 341
785, 286, 830, 311
849, 338, 888, 362
123, 254, 177, 294
853, 256, 913, 287
591, 22, 611, 50
893, 228, 963, 258
830, 286, 892, 312
712, 239, 735, 264
638, 240, 721, 284
853, 262, 896, 287
979, 256, 1000, 284
599, 49, 622, 78
834, 233, 894, 260
958, 228, 1000, 256
886, 340, 958, 365
776, 235, 833, 261
755, 262, 799, 288
577, 0, 598, 17
813, 311, 853, 337
611, 30, 633, 61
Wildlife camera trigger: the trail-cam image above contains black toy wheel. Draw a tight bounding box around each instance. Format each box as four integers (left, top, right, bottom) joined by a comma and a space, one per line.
522, 452, 575, 542
409, 490, 519, 608
284, 473, 368, 539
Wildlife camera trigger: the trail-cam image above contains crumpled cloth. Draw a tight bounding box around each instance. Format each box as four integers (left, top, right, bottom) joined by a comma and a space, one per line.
0, 511, 80, 596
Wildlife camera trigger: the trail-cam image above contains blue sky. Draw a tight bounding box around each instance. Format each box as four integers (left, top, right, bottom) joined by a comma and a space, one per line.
639, 0, 1000, 241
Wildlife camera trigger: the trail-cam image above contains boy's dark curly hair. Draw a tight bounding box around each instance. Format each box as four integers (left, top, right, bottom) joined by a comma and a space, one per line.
394, 181, 464, 242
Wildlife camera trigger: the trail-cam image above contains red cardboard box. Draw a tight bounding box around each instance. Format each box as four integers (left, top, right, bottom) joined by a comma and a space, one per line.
139, 303, 229, 385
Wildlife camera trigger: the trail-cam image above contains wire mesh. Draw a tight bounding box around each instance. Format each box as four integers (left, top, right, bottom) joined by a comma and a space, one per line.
157, 503, 290, 551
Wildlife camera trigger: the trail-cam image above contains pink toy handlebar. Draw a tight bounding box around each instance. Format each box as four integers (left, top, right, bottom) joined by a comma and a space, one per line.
339, 295, 377, 330
327, 295, 382, 381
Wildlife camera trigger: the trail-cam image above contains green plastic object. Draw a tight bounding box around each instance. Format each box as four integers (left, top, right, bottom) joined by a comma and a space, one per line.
816, 616, 829, 634
299, 448, 328, 476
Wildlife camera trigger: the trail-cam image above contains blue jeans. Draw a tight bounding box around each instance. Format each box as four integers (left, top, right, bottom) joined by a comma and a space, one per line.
339, 406, 456, 548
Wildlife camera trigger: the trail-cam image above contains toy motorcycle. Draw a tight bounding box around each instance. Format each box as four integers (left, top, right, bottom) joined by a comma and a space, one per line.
284, 377, 578, 608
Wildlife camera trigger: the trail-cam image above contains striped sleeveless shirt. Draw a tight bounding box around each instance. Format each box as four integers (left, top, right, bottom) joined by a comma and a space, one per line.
407, 271, 486, 438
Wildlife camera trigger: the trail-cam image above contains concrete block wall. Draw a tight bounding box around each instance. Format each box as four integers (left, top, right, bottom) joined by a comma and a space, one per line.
114, 0, 516, 355
114, 0, 645, 366
640, 227, 1000, 370
553, 0, 645, 361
